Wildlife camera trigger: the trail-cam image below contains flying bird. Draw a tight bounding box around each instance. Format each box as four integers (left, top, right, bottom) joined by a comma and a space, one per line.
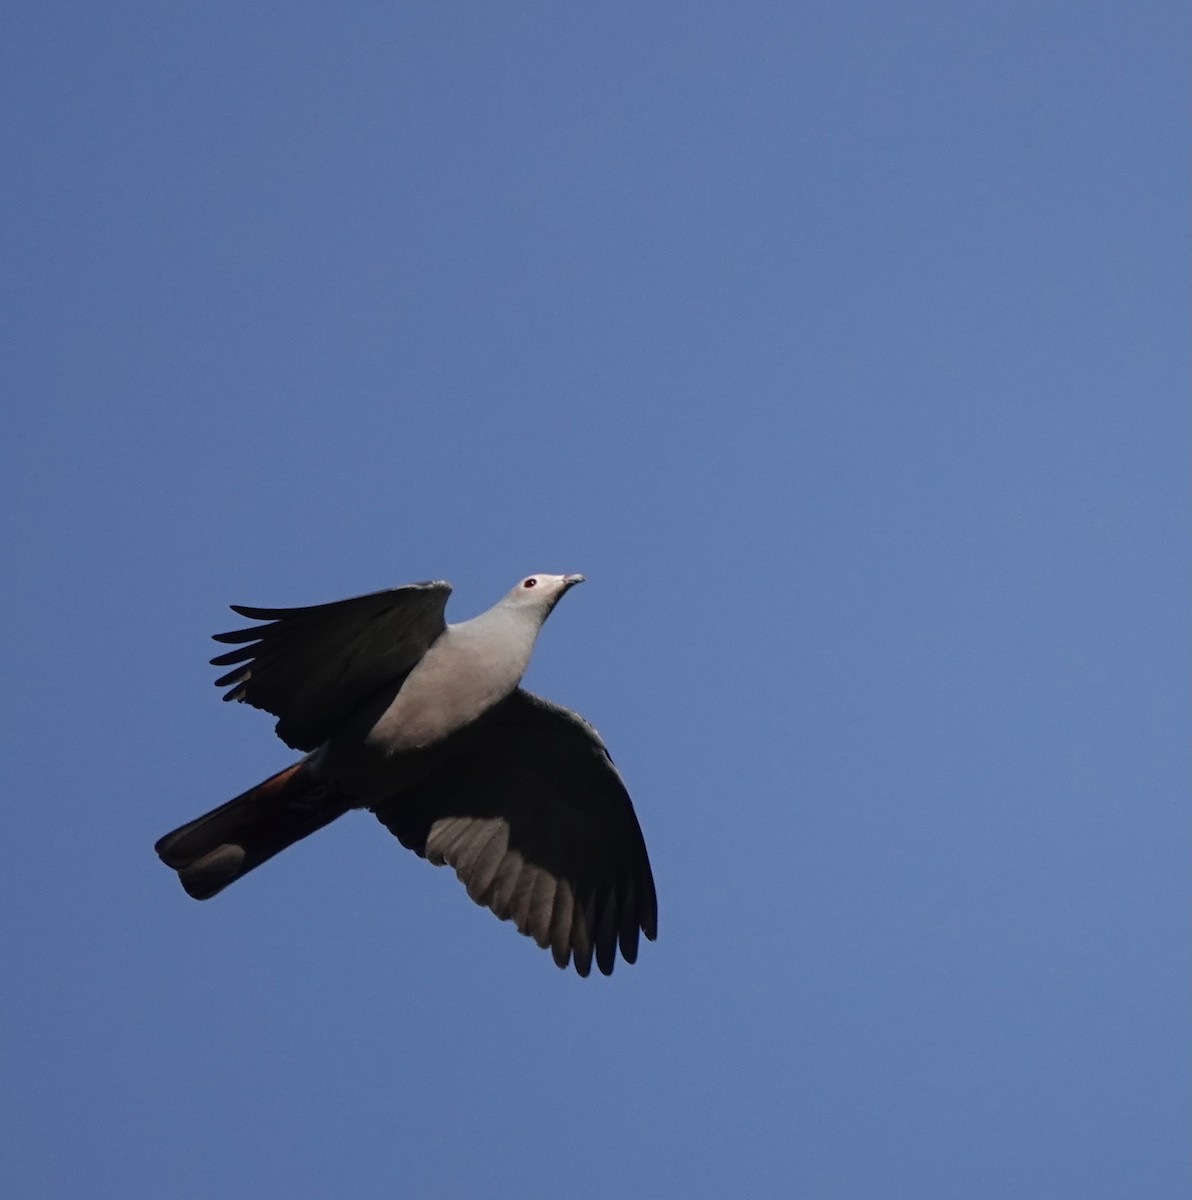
155, 574, 656, 976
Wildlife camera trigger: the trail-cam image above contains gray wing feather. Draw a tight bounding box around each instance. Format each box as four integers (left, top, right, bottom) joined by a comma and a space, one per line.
373, 688, 657, 977
209, 581, 452, 751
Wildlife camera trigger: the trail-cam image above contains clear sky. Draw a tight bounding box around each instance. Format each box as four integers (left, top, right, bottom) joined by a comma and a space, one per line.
2, 4, 1187, 1198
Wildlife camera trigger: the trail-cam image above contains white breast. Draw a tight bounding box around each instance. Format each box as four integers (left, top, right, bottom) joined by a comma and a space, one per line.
367, 610, 538, 752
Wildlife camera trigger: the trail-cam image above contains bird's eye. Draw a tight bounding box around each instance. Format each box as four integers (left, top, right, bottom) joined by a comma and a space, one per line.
523, 578, 537, 588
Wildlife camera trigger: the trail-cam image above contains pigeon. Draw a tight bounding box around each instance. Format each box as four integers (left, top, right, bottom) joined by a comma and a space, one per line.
155, 574, 657, 976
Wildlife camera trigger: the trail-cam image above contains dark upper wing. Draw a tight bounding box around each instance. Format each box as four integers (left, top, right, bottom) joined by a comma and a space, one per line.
373, 688, 657, 977
210, 580, 452, 751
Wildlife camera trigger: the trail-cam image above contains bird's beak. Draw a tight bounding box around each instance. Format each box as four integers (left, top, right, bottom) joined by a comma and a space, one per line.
561, 574, 586, 589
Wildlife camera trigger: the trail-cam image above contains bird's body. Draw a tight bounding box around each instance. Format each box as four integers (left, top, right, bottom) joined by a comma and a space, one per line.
155, 573, 656, 976
364, 602, 543, 755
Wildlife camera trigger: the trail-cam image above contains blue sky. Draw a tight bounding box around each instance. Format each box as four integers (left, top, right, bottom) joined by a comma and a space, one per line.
2, 3, 1187, 1197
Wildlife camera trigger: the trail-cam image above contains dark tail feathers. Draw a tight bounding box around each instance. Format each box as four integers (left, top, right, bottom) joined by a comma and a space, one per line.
155, 761, 348, 899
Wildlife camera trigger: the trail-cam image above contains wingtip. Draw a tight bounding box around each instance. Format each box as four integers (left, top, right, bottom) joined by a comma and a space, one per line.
228, 603, 277, 620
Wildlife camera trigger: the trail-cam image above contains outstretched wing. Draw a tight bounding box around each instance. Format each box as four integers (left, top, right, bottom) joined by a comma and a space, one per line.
210, 581, 452, 750
373, 688, 657, 977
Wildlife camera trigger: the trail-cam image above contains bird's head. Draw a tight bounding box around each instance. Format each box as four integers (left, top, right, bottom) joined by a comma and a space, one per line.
502, 573, 586, 618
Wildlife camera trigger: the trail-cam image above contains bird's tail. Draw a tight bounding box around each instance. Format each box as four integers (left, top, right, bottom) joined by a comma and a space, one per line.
154, 761, 349, 900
